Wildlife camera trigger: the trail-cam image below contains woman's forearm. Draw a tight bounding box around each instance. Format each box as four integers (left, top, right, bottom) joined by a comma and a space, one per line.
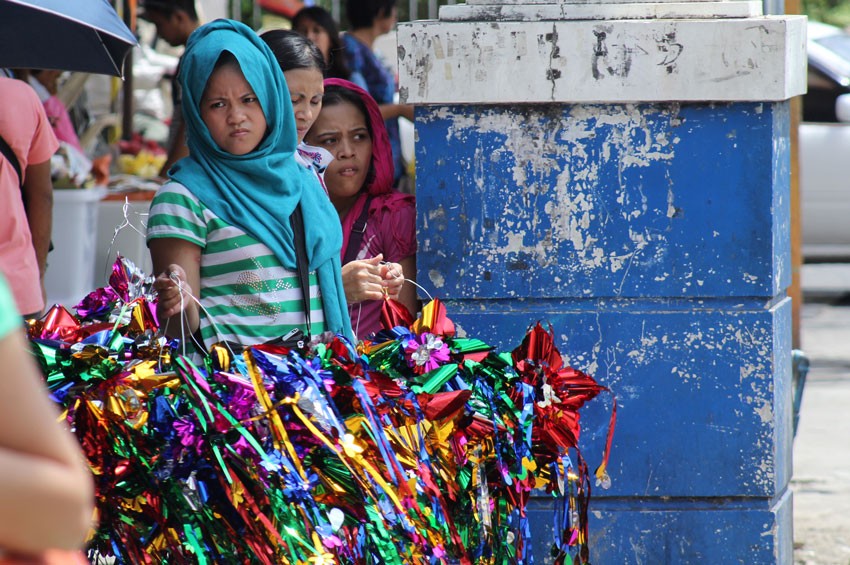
0, 447, 93, 554
22, 160, 54, 278
378, 103, 414, 121
149, 241, 204, 340
0, 331, 94, 556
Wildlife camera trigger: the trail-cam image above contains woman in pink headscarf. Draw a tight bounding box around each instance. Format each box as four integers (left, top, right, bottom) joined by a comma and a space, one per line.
305, 79, 417, 339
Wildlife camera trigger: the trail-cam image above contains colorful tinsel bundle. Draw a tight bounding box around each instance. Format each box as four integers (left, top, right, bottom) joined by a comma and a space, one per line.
26, 258, 615, 565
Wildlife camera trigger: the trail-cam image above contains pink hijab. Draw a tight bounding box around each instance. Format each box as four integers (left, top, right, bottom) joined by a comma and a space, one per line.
323, 78, 397, 258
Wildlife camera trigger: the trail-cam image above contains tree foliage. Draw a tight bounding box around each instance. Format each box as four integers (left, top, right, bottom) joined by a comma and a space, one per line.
804, 0, 850, 28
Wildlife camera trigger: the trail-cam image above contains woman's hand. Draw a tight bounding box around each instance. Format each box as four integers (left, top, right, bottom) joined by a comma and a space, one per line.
342, 255, 387, 304
153, 264, 196, 321
149, 239, 202, 337
380, 261, 404, 300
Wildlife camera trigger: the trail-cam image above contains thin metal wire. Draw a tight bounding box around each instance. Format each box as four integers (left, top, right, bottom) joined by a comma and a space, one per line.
103, 197, 148, 282
351, 261, 421, 336
158, 271, 237, 366
381, 260, 433, 303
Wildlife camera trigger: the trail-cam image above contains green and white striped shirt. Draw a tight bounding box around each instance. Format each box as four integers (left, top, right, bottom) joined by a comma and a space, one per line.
147, 182, 324, 350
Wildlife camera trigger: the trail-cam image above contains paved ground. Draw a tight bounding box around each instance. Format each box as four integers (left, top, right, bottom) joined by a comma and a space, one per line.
792, 264, 850, 565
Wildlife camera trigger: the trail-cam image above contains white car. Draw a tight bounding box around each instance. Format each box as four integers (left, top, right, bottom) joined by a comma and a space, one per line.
800, 21, 850, 261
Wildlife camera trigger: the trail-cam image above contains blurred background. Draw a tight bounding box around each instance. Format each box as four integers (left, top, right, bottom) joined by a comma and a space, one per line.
226, 0, 459, 27
17, 0, 850, 320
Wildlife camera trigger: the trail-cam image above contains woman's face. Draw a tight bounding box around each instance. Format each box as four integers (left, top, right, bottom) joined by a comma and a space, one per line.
284, 67, 324, 143
295, 17, 331, 62
305, 100, 372, 212
200, 63, 267, 155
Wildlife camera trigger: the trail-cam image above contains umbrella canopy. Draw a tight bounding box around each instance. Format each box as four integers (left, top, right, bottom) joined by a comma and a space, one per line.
0, 0, 137, 77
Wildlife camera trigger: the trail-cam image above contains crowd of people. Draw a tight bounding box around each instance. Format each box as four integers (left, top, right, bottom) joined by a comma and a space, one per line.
148, 0, 418, 347
0, 0, 418, 559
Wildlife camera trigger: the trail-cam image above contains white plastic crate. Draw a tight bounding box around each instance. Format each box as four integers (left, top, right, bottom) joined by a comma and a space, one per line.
44, 187, 107, 308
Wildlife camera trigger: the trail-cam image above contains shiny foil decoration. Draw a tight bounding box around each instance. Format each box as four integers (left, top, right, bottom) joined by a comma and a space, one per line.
27, 259, 615, 564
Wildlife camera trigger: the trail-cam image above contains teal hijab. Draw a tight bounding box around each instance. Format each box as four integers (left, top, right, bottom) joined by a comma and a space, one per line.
170, 19, 352, 340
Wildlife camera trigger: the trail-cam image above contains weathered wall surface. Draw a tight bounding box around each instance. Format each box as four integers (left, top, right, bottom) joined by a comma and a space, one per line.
401, 4, 803, 562
417, 102, 790, 301
399, 18, 806, 104
413, 100, 794, 561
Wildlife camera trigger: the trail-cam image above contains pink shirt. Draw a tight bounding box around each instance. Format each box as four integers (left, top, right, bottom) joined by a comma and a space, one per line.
0, 77, 59, 315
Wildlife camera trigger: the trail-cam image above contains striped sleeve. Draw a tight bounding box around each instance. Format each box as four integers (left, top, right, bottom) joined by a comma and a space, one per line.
145, 182, 327, 350
146, 183, 208, 247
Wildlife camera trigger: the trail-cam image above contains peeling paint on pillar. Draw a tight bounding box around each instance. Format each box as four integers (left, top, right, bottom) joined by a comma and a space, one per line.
403, 5, 800, 562
413, 100, 792, 562
416, 102, 790, 301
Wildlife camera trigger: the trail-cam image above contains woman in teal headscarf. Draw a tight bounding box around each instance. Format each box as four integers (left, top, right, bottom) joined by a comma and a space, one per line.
147, 19, 353, 351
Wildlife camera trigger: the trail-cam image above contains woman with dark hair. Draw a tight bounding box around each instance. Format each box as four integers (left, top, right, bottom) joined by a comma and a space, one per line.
342, 0, 413, 188
292, 7, 350, 80
261, 29, 327, 147
304, 79, 417, 339
262, 31, 408, 339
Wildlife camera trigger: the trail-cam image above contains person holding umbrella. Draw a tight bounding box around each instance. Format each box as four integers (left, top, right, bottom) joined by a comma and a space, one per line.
27, 69, 85, 152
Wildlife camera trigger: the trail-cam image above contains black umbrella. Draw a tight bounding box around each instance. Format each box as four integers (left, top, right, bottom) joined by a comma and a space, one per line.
0, 0, 138, 77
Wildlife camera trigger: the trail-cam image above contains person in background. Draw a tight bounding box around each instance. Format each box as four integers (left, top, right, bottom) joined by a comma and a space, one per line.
342, 0, 413, 188
0, 76, 58, 318
261, 30, 407, 336
291, 6, 351, 80
148, 20, 352, 352
261, 29, 330, 167
139, 0, 201, 179
305, 79, 417, 339
0, 273, 94, 561
27, 70, 84, 153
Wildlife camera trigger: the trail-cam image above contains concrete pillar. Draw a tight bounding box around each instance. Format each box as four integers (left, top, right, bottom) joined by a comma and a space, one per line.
398, 1, 805, 562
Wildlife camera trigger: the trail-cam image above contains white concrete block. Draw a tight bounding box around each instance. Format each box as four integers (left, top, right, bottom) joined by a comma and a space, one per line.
465, 0, 750, 5
397, 16, 807, 103
440, 2, 763, 21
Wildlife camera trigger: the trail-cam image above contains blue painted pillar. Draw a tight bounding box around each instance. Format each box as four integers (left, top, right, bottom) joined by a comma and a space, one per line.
398, 3, 806, 563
